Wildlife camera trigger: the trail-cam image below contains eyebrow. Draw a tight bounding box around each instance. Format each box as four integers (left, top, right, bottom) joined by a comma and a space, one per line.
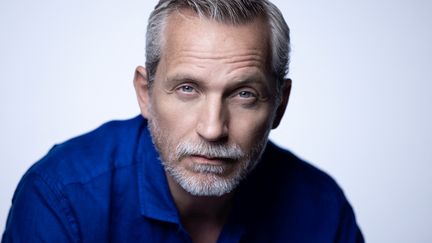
167, 73, 202, 84
167, 72, 269, 87
231, 76, 267, 87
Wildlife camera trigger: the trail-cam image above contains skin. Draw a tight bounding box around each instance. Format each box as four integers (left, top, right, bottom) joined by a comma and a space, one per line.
134, 10, 291, 243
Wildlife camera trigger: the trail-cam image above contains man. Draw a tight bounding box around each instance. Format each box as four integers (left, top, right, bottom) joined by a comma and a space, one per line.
2, 0, 364, 242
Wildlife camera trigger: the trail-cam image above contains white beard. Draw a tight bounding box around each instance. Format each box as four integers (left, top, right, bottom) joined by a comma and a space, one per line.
146, 108, 269, 196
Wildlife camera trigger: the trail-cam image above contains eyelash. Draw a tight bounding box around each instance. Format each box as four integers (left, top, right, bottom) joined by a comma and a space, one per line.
179, 85, 195, 93
174, 84, 259, 105
174, 84, 199, 99
237, 90, 257, 99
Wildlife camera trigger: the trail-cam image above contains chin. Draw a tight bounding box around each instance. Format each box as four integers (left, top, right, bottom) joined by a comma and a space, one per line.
166, 163, 246, 197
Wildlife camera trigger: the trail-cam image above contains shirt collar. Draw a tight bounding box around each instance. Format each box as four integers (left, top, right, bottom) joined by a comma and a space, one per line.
135, 118, 180, 224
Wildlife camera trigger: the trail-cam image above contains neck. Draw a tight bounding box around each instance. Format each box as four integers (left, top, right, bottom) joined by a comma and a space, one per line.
166, 173, 235, 242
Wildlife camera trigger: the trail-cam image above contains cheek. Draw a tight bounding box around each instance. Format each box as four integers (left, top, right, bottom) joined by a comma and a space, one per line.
229, 106, 274, 148
151, 95, 198, 137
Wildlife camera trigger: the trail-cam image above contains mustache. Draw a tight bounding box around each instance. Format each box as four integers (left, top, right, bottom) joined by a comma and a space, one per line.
175, 140, 245, 161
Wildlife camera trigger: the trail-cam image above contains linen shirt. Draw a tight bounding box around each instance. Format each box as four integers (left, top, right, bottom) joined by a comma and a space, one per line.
2, 116, 364, 242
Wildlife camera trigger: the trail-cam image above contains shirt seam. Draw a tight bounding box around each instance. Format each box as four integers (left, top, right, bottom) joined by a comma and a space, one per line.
30, 171, 82, 243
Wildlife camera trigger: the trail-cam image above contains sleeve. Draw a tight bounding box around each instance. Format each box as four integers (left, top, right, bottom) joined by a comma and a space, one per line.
2, 172, 79, 243
334, 198, 365, 243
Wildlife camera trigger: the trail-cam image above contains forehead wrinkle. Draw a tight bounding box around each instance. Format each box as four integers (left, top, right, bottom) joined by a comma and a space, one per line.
167, 50, 267, 82
178, 49, 265, 61
173, 50, 266, 71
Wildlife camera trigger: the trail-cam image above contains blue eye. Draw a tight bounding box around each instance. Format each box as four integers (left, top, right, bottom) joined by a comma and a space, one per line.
238, 91, 256, 98
180, 85, 194, 93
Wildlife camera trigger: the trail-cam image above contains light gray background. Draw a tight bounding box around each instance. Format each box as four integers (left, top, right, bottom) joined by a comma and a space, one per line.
1, 0, 431, 242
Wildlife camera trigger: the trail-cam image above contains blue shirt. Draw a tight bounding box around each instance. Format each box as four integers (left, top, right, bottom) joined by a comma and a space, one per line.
2, 116, 364, 242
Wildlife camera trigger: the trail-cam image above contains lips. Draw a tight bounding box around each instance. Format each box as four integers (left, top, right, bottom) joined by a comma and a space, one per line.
189, 154, 234, 165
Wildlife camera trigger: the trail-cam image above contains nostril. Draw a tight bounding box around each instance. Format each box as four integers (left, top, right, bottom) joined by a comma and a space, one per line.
196, 120, 228, 142
196, 114, 229, 142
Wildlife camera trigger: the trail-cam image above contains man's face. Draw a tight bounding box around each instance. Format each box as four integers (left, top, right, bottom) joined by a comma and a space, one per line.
137, 11, 287, 196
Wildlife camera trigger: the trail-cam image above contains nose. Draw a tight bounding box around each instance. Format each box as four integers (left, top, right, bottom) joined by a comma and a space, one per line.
196, 97, 229, 142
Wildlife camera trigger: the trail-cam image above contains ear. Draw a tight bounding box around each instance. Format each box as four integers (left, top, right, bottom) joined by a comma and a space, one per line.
272, 78, 292, 129
133, 66, 151, 119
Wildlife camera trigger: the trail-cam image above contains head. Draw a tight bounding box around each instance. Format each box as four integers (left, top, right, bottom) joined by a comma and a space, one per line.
146, 0, 291, 99
134, 0, 291, 197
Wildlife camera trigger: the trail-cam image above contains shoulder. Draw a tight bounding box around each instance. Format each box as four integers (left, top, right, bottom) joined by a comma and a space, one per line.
247, 141, 347, 206
26, 115, 146, 186
4, 116, 148, 242
236, 142, 363, 241
236, 142, 363, 242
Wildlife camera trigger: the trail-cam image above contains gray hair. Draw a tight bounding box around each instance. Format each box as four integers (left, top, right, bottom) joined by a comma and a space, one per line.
145, 0, 290, 95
